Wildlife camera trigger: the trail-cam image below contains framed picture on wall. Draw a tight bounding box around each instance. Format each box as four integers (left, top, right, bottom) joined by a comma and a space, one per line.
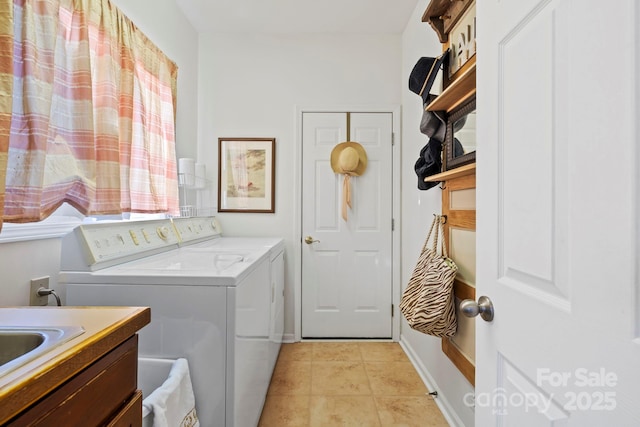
217, 137, 276, 213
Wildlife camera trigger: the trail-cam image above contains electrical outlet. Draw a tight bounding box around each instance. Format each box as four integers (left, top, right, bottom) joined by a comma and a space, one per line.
30, 276, 50, 306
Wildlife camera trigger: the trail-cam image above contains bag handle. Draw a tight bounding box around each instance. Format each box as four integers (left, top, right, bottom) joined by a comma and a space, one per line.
437, 216, 448, 259
420, 214, 439, 252
431, 214, 440, 254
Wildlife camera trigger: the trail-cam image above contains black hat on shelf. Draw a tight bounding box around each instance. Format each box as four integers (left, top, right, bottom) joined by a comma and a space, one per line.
408, 49, 450, 104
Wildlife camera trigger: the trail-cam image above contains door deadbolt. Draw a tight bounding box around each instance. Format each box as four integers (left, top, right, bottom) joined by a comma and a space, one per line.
460, 296, 494, 322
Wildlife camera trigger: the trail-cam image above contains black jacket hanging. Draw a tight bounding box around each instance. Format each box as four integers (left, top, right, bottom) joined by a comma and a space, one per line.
414, 138, 442, 190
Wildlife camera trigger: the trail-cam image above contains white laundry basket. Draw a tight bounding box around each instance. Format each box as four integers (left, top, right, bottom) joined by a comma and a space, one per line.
138, 358, 199, 427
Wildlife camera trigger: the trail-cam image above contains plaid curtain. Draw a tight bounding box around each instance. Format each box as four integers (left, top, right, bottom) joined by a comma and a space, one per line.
2, 0, 179, 228
0, 1, 12, 231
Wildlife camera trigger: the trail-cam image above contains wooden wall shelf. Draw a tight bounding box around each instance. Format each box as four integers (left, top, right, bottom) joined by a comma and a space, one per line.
426, 62, 476, 113
422, 0, 474, 44
424, 163, 475, 182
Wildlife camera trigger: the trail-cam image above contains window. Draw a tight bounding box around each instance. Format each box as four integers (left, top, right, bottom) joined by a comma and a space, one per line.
0, 0, 179, 232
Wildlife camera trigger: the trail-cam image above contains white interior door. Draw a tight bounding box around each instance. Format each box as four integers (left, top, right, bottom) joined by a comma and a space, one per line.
476, 0, 640, 424
301, 111, 393, 338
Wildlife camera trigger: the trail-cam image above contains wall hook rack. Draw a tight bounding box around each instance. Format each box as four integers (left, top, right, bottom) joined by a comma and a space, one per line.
433, 213, 447, 224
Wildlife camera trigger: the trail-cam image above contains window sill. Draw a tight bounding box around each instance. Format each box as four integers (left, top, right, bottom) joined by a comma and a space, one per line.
0, 217, 83, 244
0, 201, 173, 244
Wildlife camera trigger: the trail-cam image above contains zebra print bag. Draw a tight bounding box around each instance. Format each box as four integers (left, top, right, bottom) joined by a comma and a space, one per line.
400, 214, 458, 337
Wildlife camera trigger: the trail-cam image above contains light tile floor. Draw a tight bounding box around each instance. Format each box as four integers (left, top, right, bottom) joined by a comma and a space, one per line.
258, 342, 450, 426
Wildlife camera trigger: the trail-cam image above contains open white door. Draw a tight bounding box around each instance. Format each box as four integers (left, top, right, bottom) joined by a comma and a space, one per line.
476, 0, 640, 424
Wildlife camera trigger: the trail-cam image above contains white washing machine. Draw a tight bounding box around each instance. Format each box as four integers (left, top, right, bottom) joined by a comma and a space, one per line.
59, 217, 284, 427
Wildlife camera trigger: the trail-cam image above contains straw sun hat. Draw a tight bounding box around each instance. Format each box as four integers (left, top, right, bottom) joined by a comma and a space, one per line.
330, 141, 368, 221
330, 142, 367, 176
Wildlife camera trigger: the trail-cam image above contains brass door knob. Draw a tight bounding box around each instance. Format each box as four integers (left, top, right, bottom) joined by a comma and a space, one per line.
304, 236, 320, 244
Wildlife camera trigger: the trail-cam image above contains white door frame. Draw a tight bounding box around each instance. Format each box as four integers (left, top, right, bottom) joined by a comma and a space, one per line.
293, 105, 402, 342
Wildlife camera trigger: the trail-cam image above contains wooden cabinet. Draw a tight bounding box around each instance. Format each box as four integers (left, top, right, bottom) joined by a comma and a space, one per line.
107, 391, 143, 427
440, 175, 476, 386
422, 0, 477, 386
7, 336, 141, 427
0, 307, 150, 427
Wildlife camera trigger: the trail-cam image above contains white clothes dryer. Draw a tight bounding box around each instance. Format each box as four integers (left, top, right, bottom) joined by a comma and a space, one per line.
172, 217, 285, 376
59, 217, 284, 427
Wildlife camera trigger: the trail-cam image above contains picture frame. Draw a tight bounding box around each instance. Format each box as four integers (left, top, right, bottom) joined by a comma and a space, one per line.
217, 137, 275, 213
447, 1, 476, 78
445, 95, 476, 171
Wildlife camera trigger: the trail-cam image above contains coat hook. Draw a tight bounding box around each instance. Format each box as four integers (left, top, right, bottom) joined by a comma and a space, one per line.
432, 214, 447, 224
439, 182, 446, 190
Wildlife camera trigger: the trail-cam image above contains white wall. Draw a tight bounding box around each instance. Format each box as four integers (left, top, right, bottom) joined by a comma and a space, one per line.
197, 32, 402, 338
0, 236, 71, 306
400, 1, 474, 426
0, 1, 199, 307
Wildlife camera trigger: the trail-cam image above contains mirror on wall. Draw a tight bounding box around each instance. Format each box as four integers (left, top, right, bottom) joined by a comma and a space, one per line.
445, 96, 476, 170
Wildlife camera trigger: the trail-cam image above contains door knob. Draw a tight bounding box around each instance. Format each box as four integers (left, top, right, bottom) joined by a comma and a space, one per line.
304, 236, 320, 245
460, 296, 494, 322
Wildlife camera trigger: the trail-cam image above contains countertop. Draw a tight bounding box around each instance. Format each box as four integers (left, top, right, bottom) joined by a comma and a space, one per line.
0, 306, 150, 424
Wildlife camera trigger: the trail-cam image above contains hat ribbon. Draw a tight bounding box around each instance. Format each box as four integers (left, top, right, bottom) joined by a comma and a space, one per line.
341, 174, 352, 221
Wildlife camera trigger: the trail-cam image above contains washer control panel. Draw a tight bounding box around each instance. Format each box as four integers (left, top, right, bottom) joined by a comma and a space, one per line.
61, 219, 181, 270
172, 216, 222, 245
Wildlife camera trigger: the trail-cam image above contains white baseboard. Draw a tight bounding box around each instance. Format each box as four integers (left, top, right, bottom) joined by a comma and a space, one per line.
282, 334, 395, 343
400, 335, 467, 427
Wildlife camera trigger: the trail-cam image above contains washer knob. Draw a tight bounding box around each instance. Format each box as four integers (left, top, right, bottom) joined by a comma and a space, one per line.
156, 226, 170, 240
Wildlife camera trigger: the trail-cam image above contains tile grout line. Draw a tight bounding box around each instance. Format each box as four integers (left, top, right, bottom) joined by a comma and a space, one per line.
359, 343, 384, 426
306, 348, 312, 427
